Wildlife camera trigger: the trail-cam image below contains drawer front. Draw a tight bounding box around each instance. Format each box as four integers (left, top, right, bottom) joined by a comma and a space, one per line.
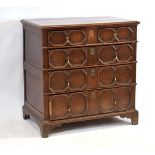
48, 44, 136, 69
98, 26, 136, 43
48, 29, 87, 47
47, 26, 137, 47
49, 86, 135, 120
49, 64, 136, 93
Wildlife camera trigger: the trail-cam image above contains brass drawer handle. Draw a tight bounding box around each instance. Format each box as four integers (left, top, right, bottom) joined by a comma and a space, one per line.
68, 107, 71, 112
90, 68, 96, 77
114, 32, 117, 38
67, 58, 71, 66
91, 91, 96, 100
90, 48, 95, 56
66, 36, 69, 43
114, 100, 117, 105
67, 81, 70, 87
115, 55, 119, 61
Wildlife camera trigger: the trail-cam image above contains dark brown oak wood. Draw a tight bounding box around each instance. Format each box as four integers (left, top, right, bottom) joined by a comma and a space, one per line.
21, 16, 140, 138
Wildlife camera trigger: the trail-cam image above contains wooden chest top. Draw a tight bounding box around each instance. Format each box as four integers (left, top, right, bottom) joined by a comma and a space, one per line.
21, 16, 139, 28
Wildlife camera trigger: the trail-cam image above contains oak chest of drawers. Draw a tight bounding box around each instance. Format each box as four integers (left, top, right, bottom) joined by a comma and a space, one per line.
21, 17, 140, 138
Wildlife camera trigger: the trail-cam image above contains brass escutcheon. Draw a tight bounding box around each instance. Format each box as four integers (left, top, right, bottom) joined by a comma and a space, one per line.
90, 68, 96, 76
89, 30, 94, 38
91, 91, 96, 100
90, 48, 95, 56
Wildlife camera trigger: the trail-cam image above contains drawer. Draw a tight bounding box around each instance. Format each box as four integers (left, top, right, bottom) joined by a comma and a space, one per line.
49, 86, 135, 120
47, 26, 137, 47
98, 26, 137, 43
48, 44, 136, 69
49, 64, 136, 93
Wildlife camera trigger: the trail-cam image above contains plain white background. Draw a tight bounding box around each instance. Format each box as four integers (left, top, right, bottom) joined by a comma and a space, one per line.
0, 0, 154, 154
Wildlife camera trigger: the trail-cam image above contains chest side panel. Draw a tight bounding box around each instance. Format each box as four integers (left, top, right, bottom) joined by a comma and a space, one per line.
23, 27, 43, 69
